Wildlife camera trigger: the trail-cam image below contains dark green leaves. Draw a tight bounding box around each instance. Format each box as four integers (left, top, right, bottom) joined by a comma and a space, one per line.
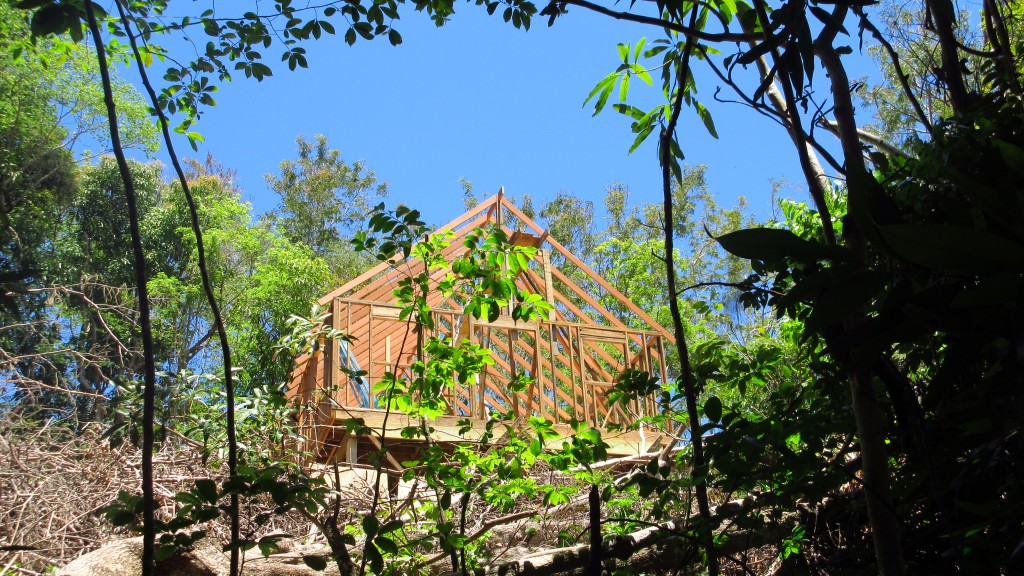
302, 555, 328, 570
715, 228, 850, 263
361, 514, 380, 539
194, 478, 218, 503
22, 0, 92, 41
878, 224, 1024, 273
703, 395, 723, 424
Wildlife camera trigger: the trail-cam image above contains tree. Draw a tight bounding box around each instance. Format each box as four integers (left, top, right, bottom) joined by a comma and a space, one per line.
0, 0, 160, 422
264, 134, 387, 280
144, 155, 333, 397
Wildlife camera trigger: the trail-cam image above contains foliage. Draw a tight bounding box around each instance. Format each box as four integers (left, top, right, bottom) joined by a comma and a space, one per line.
717, 92, 1024, 571
263, 134, 388, 281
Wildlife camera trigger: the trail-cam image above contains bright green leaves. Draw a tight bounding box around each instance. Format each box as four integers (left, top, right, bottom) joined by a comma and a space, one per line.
456, 226, 552, 324
586, 35, 717, 183
584, 39, 654, 118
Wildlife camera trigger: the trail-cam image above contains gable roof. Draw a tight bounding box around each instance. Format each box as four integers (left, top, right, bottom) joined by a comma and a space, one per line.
318, 189, 674, 342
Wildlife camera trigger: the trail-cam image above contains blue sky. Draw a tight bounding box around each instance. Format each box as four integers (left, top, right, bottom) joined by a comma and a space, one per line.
148, 3, 862, 227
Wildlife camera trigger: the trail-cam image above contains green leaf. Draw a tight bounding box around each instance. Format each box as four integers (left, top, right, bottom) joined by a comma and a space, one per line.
632, 37, 646, 62
365, 542, 384, 574
194, 479, 218, 503
878, 224, 1024, 273
203, 18, 220, 37
106, 509, 137, 527
736, 34, 780, 65
631, 63, 653, 86
695, 101, 718, 139
715, 228, 850, 262
808, 6, 847, 35
379, 519, 404, 534
584, 73, 617, 115
257, 535, 286, 557
616, 42, 629, 61
302, 555, 328, 571
29, 4, 68, 37
703, 396, 723, 423
362, 514, 380, 538
374, 535, 400, 555
155, 543, 178, 561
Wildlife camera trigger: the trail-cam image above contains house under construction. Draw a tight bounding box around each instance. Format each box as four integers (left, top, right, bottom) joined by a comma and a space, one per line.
287, 191, 674, 471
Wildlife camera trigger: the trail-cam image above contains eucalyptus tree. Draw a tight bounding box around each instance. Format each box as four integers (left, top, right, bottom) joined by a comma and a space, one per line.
263, 134, 387, 281
0, 0, 156, 421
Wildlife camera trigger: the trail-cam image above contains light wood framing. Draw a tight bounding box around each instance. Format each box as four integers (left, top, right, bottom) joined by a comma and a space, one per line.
288, 190, 673, 460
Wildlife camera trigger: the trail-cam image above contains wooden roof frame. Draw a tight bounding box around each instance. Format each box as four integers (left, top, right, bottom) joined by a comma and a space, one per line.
317, 189, 674, 342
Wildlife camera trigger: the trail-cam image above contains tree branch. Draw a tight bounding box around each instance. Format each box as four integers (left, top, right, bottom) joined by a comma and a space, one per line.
82, 5, 159, 574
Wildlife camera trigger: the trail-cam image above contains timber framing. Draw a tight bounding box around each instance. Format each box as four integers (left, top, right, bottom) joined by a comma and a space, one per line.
288, 190, 673, 464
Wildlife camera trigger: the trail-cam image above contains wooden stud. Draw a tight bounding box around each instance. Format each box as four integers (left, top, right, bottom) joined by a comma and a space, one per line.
541, 249, 555, 307
367, 311, 374, 408
510, 330, 519, 418
531, 331, 541, 417
548, 325, 557, 422
346, 434, 359, 464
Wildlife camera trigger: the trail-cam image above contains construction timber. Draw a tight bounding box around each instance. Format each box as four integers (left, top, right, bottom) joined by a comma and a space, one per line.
287, 190, 674, 468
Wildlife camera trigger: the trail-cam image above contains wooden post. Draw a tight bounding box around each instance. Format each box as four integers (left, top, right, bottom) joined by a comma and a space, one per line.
541, 249, 555, 307
324, 299, 334, 400
480, 328, 491, 419
330, 298, 343, 406
510, 330, 520, 418
367, 306, 374, 408
345, 435, 358, 464
577, 327, 589, 424
530, 330, 541, 417
344, 299, 352, 405
567, 326, 579, 420
622, 337, 634, 424
643, 336, 654, 417
548, 325, 557, 422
